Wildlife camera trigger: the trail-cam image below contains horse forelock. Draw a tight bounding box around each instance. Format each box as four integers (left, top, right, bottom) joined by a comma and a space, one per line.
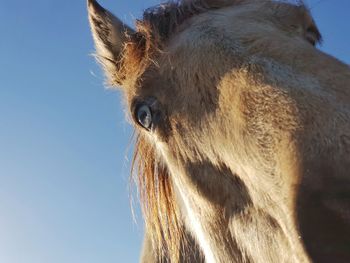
140, 0, 307, 41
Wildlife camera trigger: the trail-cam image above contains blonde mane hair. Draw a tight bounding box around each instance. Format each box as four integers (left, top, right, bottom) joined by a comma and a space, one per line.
132, 134, 183, 261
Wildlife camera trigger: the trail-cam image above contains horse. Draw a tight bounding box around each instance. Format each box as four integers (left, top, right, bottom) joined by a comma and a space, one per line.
87, 0, 350, 262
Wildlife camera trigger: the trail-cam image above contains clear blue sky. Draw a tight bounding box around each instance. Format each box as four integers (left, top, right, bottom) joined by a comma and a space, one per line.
0, 1, 348, 263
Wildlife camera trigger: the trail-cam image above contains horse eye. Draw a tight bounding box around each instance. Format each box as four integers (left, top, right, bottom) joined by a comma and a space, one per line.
136, 104, 153, 130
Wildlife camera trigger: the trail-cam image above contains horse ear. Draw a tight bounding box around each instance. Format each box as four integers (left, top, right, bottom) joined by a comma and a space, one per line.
87, 0, 135, 86
274, 3, 322, 46
298, 6, 322, 46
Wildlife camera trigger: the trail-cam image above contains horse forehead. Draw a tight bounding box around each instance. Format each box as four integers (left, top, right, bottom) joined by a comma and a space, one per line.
130, 11, 246, 100
129, 1, 300, 98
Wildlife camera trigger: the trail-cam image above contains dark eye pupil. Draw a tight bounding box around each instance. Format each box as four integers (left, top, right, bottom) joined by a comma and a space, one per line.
137, 105, 152, 130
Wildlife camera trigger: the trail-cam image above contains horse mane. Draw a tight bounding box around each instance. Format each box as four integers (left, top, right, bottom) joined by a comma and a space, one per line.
132, 134, 186, 261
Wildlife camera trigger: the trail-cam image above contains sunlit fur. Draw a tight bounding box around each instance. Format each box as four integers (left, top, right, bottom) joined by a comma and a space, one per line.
88, 0, 350, 262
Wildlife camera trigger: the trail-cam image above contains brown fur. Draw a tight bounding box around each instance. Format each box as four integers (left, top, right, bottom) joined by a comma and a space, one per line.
88, 0, 350, 262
